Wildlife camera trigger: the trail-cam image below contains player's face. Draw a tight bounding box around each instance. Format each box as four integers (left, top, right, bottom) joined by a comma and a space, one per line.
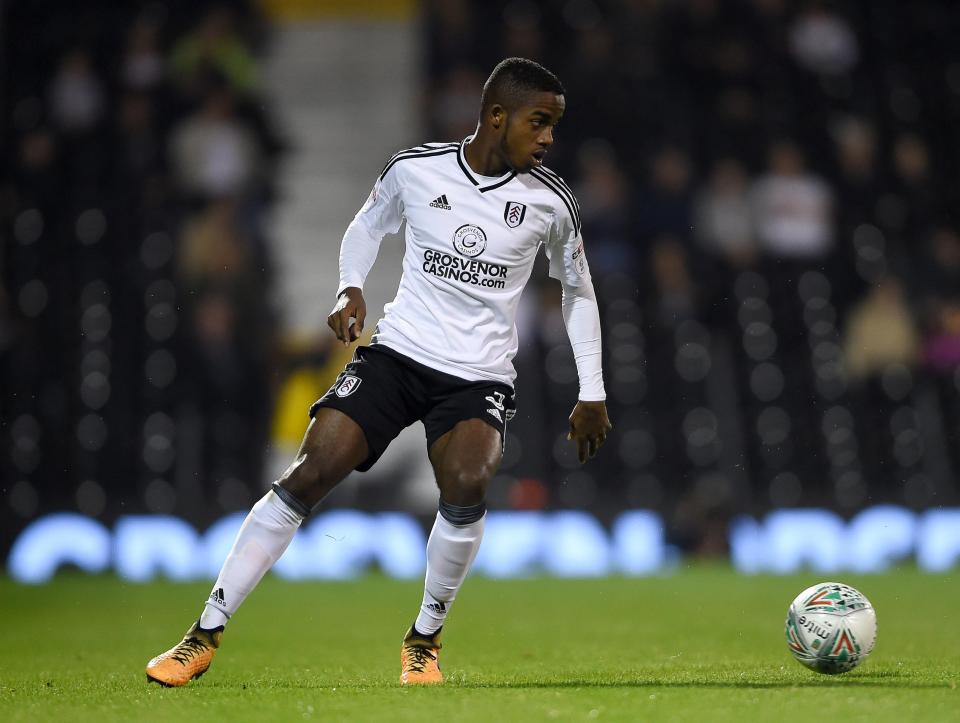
501, 92, 565, 172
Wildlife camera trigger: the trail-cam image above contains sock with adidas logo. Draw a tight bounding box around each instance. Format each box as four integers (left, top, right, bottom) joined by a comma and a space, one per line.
198, 488, 306, 629
413, 505, 485, 635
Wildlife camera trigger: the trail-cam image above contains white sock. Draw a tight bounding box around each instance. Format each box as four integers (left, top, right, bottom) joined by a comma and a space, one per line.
198, 490, 304, 629
414, 512, 485, 635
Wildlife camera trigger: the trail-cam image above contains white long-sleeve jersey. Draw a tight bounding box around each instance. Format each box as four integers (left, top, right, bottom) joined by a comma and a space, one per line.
337, 137, 605, 400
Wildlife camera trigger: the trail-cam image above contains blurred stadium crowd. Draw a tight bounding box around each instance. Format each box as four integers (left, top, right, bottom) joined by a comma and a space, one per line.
3, 0, 960, 554
423, 0, 960, 552
1, 0, 283, 542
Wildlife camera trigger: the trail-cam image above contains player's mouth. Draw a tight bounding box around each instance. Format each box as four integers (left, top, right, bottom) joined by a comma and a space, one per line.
531, 150, 546, 166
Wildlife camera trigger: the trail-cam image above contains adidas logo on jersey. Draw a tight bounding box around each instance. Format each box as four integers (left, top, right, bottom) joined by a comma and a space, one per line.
429, 194, 452, 210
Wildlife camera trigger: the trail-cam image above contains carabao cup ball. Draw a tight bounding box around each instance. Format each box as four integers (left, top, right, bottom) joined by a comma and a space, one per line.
784, 582, 877, 674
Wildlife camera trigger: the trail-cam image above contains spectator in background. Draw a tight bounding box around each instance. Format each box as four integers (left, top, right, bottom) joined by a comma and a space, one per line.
559, 21, 635, 148
48, 49, 105, 134
667, 0, 725, 90
0, 286, 13, 355
745, 0, 791, 69
170, 5, 258, 98
635, 146, 695, 243
843, 276, 919, 383
572, 23, 617, 80
616, 0, 664, 81
177, 196, 273, 493
915, 227, 960, 359
500, 2, 545, 61
788, 1, 858, 76
751, 140, 833, 260
115, 93, 161, 183
423, 0, 477, 77
184, 289, 270, 508
122, 15, 166, 92
169, 86, 262, 199
923, 300, 960, 375
831, 116, 882, 228
694, 158, 756, 268
14, 129, 60, 208
887, 133, 939, 238
178, 197, 261, 295
429, 65, 485, 141
574, 139, 634, 275
708, 87, 764, 167
650, 235, 699, 329
919, 227, 960, 303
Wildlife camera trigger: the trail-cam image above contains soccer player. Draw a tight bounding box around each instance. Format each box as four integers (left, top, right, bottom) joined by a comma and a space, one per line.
145, 57, 612, 687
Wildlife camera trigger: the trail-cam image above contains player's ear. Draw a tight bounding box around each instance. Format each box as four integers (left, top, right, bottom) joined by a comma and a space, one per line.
489, 104, 506, 130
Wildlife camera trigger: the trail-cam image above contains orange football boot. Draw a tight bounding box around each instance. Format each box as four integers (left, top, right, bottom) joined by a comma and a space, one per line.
400, 626, 443, 685
146, 621, 223, 687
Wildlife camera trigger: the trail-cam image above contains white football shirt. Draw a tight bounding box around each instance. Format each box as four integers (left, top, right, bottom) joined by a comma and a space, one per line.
338, 137, 597, 390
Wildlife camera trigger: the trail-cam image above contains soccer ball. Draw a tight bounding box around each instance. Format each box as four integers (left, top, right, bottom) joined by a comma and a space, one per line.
784, 582, 877, 674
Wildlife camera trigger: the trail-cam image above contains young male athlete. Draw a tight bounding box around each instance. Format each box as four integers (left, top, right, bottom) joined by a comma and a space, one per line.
145, 57, 612, 687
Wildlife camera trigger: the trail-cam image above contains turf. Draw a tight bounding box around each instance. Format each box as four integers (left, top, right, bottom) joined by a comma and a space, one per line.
0, 568, 957, 722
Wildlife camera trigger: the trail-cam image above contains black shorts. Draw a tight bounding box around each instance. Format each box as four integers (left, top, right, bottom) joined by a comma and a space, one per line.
309, 345, 516, 472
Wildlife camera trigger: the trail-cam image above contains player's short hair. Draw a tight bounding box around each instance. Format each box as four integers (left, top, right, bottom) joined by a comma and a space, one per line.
480, 57, 565, 112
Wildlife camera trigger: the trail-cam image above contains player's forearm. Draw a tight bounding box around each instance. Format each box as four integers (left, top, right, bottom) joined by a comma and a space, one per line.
337, 215, 384, 296
561, 282, 606, 401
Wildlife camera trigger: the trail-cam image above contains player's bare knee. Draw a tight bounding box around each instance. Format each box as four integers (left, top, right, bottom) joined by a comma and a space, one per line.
439, 465, 493, 506
276, 451, 343, 508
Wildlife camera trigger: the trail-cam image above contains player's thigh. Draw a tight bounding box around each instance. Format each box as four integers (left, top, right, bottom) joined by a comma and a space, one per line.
277, 407, 369, 508
312, 346, 423, 473
428, 419, 503, 504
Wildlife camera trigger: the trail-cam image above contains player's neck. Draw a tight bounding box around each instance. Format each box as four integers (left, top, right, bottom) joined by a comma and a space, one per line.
464, 133, 510, 177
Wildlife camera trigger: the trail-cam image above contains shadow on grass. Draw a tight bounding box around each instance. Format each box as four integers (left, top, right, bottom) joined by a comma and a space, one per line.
442, 677, 951, 690
207, 669, 955, 692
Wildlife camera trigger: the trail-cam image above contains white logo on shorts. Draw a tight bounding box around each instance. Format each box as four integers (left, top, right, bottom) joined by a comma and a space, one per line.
485, 391, 507, 423
335, 375, 362, 397
485, 391, 506, 410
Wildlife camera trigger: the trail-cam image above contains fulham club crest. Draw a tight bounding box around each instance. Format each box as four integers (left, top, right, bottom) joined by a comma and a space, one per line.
335, 375, 362, 397
504, 201, 527, 228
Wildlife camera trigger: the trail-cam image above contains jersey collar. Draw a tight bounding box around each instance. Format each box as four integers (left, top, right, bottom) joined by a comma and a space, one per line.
457, 136, 517, 193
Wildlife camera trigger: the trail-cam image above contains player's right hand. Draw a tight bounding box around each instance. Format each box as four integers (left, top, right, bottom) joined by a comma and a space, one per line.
327, 287, 366, 346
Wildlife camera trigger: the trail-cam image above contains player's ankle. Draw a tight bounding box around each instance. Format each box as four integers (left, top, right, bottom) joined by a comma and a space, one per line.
199, 606, 229, 630
411, 624, 441, 639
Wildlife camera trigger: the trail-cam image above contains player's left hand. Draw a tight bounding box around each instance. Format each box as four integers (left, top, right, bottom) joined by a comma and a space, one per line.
327, 287, 366, 346
567, 400, 612, 464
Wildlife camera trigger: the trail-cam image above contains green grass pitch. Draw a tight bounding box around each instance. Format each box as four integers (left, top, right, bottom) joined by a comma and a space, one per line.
1, 568, 957, 721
